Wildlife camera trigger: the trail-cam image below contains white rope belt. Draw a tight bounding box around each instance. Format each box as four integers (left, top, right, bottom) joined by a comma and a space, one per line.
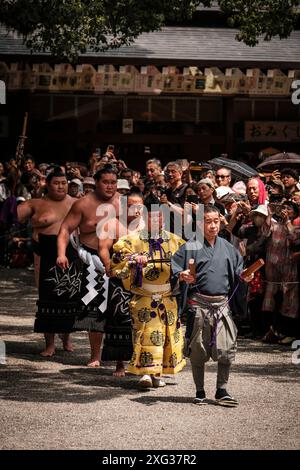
142, 283, 171, 293
132, 283, 172, 300
70, 233, 104, 272
70, 233, 108, 313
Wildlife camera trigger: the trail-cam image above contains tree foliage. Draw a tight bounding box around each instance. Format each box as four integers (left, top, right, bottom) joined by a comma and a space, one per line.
0, 0, 299, 61
219, 0, 300, 46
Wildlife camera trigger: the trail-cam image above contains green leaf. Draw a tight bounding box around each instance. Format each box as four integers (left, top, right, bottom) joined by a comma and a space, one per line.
0, 1, 299, 60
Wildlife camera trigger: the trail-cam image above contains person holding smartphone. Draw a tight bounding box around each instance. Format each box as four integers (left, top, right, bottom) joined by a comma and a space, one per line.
261, 202, 300, 345
105, 145, 117, 163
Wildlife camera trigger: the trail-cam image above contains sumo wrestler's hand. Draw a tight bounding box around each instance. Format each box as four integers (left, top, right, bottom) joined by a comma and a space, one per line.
56, 255, 69, 271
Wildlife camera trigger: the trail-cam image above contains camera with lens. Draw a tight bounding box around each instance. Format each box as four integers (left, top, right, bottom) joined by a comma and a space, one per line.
156, 186, 167, 198
30, 175, 40, 186
269, 203, 284, 220
236, 193, 248, 202
186, 194, 199, 204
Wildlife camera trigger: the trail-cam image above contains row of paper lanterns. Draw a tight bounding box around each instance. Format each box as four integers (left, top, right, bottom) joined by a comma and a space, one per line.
0, 62, 299, 95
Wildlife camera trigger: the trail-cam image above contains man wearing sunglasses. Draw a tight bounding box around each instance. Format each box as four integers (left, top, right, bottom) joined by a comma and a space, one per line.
216, 168, 232, 188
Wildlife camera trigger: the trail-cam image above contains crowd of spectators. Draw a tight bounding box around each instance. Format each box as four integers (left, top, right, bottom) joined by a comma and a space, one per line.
1, 147, 300, 345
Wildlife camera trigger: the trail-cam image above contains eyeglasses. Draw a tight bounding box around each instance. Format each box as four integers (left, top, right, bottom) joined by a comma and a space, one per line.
128, 204, 144, 210
146, 168, 156, 173
216, 175, 229, 179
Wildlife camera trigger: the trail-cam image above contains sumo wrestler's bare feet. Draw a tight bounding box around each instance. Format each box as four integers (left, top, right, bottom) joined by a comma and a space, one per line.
87, 332, 102, 368
113, 361, 126, 377
59, 334, 74, 352
87, 359, 100, 367
40, 346, 55, 357
40, 334, 55, 357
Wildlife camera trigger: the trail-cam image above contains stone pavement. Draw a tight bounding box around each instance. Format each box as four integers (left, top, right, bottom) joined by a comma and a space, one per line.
0, 268, 299, 450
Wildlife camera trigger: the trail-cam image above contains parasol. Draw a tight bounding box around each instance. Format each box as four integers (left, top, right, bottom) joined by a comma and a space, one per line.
208, 157, 258, 181
257, 152, 300, 171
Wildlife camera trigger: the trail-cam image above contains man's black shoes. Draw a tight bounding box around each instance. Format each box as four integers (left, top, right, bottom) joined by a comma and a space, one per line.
193, 389, 239, 407
193, 390, 208, 405
215, 388, 238, 407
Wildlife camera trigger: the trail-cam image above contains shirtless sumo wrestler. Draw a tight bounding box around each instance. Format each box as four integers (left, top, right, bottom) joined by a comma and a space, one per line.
57, 166, 120, 367
17, 169, 75, 356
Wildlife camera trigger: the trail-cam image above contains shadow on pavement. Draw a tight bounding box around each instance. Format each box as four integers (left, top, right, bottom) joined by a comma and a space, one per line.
61, 367, 142, 390
238, 338, 296, 354
0, 365, 142, 404
130, 395, 193, 406
0, 325, 36, 335
5, 340, 91, 366
230, 362, 300, 383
